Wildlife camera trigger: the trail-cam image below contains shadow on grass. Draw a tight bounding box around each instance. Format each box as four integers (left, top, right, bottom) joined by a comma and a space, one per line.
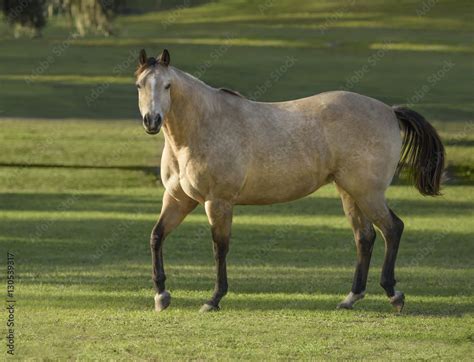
3, 216, 472, 268
21, 289, 472, 317
0, 162, 158, 175
1, 191, 472, 216
17, 256, 473, 297
2, 190, 472, 317
444, 139, 474, 147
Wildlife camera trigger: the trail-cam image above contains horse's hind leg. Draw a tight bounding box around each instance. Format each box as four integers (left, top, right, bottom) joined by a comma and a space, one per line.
336, 185, 376, 309
151, 190, 197, 312
350, 190, 405, 312
379, 209, 405, 312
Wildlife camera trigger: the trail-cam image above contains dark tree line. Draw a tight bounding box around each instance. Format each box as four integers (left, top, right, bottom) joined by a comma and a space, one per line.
2, 0, 47, 37
1, 0, 125, 37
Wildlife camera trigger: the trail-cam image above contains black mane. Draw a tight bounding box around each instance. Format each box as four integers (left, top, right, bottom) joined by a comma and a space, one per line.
219, 88, 245, 98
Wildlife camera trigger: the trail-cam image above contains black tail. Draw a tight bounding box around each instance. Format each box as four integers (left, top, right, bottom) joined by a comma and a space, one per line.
393, 106, 445, 196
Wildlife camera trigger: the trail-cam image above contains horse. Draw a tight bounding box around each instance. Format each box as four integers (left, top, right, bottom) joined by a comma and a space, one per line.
135, 49, 445, 313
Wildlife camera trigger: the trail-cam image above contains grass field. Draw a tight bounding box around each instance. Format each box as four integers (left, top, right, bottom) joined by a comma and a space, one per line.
0, 0, 473, 359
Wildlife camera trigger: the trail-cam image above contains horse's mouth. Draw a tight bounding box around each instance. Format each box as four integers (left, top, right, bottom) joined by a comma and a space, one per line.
145, 127, 161, 135
143, 123, 162, 135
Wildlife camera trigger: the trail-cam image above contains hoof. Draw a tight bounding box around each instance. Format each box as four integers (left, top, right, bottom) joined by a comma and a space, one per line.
337, 291, 365, 310
337, 301, 354, 310
390, 291, 405, 313
199, 303, 220, 313
154, 291, 171, 312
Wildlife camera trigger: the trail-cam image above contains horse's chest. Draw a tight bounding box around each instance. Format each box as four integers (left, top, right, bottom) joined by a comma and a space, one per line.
161, 155, 211, 203
162, 151, 245, 204
178, 173, 207, 203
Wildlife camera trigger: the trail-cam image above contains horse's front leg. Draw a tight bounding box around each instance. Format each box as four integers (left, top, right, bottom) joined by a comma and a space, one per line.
200, 199, 233, 312
151, 191, 197, 312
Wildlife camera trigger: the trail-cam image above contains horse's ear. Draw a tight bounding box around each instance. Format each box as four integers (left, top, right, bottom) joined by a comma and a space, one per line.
139, 49, 147, 66
158, 49, 170, 66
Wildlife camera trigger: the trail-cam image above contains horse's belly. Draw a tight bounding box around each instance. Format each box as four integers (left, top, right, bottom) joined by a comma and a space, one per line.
236, 168, 329, 205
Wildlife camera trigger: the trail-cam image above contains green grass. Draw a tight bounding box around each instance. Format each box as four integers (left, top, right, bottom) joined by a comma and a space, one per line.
1, 119, 473, 359
0, 0, 473, 359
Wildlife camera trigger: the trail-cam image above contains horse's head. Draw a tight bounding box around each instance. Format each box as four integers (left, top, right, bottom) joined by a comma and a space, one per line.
135, 49, 172, 135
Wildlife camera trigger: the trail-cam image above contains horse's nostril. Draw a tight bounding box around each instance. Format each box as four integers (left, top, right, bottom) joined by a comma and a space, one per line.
144, 114, 151, 127
143, 114, 162, 131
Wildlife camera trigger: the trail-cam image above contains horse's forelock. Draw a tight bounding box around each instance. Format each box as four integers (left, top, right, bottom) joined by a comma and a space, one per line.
135, 57, 158, 77
146, 57, 157, 66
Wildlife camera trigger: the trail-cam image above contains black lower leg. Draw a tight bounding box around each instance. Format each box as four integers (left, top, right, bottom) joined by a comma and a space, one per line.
351, 227, 376, 294
380, 210, 404, 297
207, 238, 229, 307
150, 221, 166, 294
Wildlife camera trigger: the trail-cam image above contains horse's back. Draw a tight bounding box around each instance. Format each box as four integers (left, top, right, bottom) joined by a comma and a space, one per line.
237, 91, 402, 203
168, 89, 403, 205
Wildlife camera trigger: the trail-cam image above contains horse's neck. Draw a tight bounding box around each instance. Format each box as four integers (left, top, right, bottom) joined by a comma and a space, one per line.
163, 68, 218, 149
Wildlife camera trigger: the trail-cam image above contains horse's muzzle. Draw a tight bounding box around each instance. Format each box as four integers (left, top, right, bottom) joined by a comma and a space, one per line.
143, 113, 162, 135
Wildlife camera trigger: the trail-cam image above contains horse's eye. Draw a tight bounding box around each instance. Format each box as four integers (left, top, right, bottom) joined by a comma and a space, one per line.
165, 83, 171, 90
136, 84, 141, 90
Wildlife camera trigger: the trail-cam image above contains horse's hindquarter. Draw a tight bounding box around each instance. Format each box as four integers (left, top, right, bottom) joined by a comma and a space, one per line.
314, 91, 403, 192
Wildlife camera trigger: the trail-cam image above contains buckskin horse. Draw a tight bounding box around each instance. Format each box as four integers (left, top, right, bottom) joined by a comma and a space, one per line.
134, 49, 444, 313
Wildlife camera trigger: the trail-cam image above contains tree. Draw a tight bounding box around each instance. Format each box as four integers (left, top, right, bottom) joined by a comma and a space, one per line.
2, 0, 124, 37
54, 0, 123, 36
2, 0, 47, 37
